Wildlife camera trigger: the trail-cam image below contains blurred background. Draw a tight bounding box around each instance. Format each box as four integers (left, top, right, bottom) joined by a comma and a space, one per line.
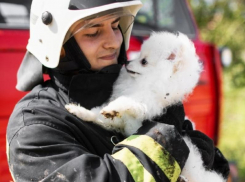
188, 0, 245, 181
0, 0, 244, 181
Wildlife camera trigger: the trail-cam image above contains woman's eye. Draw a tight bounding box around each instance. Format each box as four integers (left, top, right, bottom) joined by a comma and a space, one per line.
85, 31, 99, 37
112, 26, 119, 31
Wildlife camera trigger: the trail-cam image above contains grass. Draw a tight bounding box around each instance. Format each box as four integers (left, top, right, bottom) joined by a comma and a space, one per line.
218, 71, 245, 181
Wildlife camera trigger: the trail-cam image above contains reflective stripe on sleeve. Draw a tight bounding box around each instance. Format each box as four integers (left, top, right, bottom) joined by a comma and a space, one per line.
118, 135, 181, 182
112, 148, 156, 182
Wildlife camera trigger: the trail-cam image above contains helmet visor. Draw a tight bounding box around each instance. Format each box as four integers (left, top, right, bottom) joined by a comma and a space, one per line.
63, 8, 135, 44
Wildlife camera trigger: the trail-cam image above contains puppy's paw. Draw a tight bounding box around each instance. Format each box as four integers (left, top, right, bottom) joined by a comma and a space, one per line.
101, 109, 121, 120
65, 103, 96, 121
100, 97, 143, 120
65, 103, 80, 116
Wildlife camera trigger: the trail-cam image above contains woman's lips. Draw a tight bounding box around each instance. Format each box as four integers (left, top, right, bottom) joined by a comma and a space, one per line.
99, 53, 117, 60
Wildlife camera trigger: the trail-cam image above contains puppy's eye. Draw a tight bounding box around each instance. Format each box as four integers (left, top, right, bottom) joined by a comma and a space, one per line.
141, 59, 148, 66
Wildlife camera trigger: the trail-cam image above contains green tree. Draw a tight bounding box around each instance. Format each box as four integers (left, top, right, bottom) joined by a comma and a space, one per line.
188, 1, 245, 181
188, 0, 245, 88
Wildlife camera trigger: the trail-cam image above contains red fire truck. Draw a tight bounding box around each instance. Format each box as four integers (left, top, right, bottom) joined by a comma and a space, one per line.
0, 0, 227, 181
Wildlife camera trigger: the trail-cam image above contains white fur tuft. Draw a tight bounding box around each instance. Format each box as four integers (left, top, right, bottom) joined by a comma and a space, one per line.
181, 137, 226, 182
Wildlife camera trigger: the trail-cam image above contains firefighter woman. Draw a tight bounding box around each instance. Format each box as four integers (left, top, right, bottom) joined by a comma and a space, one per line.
7, 0, 229, 181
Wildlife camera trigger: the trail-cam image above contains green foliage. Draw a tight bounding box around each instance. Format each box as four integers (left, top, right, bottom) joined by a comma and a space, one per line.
188, 0, 245, 88
188, 0, 245, 180
219, 72, 245, 180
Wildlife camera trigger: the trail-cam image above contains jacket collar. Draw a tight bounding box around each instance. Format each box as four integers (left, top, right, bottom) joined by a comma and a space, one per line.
49, 64, 122, 109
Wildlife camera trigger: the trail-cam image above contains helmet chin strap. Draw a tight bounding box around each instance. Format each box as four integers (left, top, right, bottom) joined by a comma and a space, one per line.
56, 36, 92, 73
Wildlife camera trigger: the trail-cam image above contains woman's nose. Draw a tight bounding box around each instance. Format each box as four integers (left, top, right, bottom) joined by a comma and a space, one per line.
103, 27, 122, 50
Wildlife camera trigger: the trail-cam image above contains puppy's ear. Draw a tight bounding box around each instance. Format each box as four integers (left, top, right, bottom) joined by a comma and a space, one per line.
167, 53, 176, 61
172, 46, 184, 73
167, 47, 180, 61
177, 45, 184, 58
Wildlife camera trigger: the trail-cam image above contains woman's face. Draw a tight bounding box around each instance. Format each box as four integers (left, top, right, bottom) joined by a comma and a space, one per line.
74, 17, 123, 71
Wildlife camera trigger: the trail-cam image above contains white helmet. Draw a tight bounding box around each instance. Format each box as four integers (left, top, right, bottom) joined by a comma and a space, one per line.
28, 0, 142, 68
16, 0, 142, 91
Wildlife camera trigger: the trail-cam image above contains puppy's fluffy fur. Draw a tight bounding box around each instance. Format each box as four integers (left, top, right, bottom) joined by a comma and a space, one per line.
66, 31, 225, 182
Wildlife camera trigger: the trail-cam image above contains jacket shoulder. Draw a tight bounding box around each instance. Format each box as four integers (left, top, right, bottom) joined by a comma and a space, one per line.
7, 83, 69, 145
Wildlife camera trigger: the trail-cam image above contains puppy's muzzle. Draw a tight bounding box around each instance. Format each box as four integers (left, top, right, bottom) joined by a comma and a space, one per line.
125, 61, 140, 75
126, 69, 140, 75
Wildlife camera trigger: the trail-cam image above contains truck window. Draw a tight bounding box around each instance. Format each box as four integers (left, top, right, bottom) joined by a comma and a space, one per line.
0, 1, 31, 29
133, 0, 197, 39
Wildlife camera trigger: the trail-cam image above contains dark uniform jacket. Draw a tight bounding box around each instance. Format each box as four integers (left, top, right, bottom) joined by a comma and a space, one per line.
7, 67, 230, 182
7, 68, 191, 182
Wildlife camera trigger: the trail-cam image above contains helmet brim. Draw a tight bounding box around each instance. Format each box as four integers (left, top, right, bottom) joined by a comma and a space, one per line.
64, 8, 135, 45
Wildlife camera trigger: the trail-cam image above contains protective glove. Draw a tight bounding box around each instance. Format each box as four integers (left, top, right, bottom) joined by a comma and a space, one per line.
182, 119, 230, 179
211, 147, 230, 179
153, 104, 216, 169
113, 122, 190, 182
136, 121, 189, 170
182, 119, 215, 168
112, 121, 189, 181
153, 103, 185, 134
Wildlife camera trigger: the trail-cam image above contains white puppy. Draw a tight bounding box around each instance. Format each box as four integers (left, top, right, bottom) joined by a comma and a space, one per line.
66, 31, 226, 182
66, 31, 201, 136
